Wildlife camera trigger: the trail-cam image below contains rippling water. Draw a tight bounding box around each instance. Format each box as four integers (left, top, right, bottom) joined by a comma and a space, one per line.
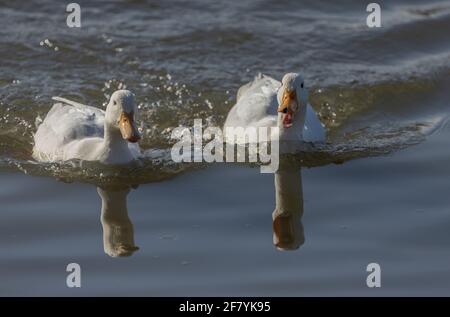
0, 0, 449, 183
1, 0, 450, 295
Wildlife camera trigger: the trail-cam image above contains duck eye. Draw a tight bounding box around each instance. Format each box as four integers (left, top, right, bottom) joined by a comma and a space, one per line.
113, 101, 117, 106
282, 108, 288, 114
301, 83, 304, 88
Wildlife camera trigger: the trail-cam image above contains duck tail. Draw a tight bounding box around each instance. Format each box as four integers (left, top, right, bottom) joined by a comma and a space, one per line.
52, 96, 88, 108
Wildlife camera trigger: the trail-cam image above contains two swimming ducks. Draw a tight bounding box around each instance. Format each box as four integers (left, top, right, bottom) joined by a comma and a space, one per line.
32, 73, 326, 164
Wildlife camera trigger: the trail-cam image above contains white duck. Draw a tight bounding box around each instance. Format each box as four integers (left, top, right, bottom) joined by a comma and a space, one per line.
33, 90, 141, 164
224, 73, 326, 143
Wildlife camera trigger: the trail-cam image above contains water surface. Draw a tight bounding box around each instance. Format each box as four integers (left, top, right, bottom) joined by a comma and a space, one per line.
0, 0, 450, 295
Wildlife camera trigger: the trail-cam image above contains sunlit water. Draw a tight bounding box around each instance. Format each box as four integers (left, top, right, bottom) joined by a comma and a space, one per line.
0, 0, 450, 295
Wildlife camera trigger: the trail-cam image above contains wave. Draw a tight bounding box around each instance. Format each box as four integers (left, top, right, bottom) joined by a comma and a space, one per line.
1, 0, 449, 183
1, 70, 448, 181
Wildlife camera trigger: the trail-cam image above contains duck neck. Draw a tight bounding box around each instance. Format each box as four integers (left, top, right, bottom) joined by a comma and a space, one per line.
103, 122, 131, 156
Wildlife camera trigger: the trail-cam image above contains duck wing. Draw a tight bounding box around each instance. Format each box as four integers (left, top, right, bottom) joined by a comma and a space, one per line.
33, 98, 106, 160
225, 74, 280, 129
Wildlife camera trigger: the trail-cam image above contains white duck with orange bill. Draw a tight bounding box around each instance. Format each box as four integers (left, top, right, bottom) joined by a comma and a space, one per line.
33, 90, 141, 164
224, 73, 325, 143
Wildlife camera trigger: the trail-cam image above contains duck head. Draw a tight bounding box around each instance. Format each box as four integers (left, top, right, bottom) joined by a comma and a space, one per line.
277, 73, 308, 129
105, 90, 141, 143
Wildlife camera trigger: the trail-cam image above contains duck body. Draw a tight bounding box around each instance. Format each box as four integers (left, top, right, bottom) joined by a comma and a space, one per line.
224, 74, 325, 143
33, 90, 141, 165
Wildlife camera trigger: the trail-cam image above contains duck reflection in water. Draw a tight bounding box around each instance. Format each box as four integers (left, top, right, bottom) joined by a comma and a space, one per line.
97, 185, 139, 257
272, 157, 304, 251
